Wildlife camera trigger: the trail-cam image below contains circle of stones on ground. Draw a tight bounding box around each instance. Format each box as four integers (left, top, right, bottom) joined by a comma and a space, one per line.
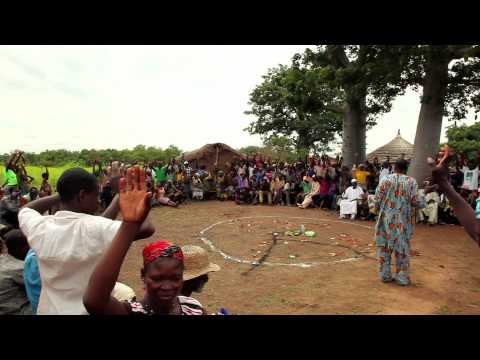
199, 215, 374, 268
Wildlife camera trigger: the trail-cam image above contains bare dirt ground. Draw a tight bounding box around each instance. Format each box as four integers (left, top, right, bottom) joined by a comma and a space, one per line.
119, 201, 480, 315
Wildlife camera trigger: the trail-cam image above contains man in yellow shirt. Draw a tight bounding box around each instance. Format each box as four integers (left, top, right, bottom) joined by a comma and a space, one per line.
354, 164, 370, 191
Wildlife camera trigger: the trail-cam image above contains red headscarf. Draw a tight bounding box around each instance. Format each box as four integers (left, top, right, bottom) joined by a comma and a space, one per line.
142, 240, 184, 266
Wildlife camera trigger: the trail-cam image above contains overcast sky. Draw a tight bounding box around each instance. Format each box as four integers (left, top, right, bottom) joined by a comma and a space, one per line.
0, 45, 476, 155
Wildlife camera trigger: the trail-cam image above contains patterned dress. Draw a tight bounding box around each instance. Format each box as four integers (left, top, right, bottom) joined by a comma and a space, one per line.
374, 174, 418, 285
126, 296, 205, 315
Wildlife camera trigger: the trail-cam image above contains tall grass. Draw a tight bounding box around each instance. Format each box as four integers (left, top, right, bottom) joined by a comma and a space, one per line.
0, 164, 89, 189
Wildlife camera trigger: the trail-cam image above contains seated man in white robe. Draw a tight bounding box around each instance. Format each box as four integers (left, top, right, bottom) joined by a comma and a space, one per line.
339, 179, 364, 220
418, 190, 440, 225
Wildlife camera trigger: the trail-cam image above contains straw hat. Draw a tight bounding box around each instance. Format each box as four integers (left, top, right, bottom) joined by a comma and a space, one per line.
182, 245, 220, 281
111, 282, 136, 302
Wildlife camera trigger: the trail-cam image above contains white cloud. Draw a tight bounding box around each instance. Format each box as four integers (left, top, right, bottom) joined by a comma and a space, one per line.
0, 45, 476, 155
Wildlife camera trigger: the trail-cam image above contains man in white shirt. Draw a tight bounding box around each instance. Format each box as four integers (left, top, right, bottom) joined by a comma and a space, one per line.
248, 164, 255, 179
18, 168, 155, 315
379, 162, 391, 183
418, 190, 440, 225
461, 163, 479, 191
339, 179, 364, 220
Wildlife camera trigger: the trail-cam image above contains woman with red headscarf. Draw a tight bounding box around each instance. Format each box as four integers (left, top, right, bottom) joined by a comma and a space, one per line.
83, 166, 205, 315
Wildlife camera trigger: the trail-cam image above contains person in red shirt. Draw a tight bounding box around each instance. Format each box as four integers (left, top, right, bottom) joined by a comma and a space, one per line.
314, 175, 332, 208
255, 153, 263, 169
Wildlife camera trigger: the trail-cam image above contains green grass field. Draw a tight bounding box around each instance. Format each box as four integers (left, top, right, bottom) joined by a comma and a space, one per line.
0, 164, 89, 189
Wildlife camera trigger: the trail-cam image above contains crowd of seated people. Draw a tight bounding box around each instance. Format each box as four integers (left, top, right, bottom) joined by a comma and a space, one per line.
4, 150, 477, 234
2, 147, 478, 315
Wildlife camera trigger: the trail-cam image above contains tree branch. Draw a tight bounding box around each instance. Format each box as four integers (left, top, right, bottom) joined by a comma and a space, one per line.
357, 45, 368, 65
448, 45, 480, 60
448, 73, 480, 87
449, 80, 480, 87
326, 45, 350, 68
326, 104, 346, 114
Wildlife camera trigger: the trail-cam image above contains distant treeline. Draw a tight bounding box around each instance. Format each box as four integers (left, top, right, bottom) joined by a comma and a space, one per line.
1, 145, 183, 167
1, 137, 315, 168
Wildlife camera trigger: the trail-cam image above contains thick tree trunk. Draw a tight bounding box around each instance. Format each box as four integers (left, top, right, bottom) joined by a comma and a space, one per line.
408, 59, 449, 184
342, 99, 367, 169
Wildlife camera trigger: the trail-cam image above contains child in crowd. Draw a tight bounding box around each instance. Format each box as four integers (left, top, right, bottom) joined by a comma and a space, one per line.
296, 176, 311, 205
271, 175, 285, 205
39, 168, 53, 198
191, 174, 204, 200
152, 186, 178, 207
166, 166, 176, 183
145, 169, 154, 192
182, 161, 193, 200
249, 175, 260, 205
258, 176, 272, 205
235, 173, 251, 205
0, 188, 21, 229
299, 176, 320, 209
165, 180, 185, 204
0, 230, 32, 315
202, 172, 217, 200
314, 176, 331, 208
20, 187, 39, 206
283, 175, 296, 207
100, 181, 114, 209
215, 170, 228, 201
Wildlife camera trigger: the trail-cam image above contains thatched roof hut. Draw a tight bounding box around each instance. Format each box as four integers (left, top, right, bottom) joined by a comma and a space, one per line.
178, 143, 246, 172
367, 130, 414, 163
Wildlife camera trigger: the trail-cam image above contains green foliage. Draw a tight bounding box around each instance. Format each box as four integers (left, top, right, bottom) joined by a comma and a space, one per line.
445, 56, 480, 121
0, 145, 183, 168
262, 135, 296, 162
237, 146, 263, 157
0, 164, 89, 189
447, 122, 480, 163
390, 45, 480, 121
302, 45, 409, 125
245, 58, 344, 152
238, 136, 311, 163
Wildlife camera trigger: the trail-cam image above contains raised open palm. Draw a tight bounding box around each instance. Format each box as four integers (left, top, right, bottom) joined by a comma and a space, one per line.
430, 145, 451, 187
119, 166, 152, 223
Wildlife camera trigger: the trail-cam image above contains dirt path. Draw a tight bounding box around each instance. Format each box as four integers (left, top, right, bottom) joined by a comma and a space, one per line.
119, 201, 480, 314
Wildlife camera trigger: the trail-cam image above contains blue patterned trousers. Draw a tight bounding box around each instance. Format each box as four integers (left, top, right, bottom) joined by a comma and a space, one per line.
377, 244, 410, 285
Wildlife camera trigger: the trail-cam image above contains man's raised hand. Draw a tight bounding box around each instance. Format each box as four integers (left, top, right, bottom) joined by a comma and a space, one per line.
119, 166, 152, 223
430, 145, 451, 189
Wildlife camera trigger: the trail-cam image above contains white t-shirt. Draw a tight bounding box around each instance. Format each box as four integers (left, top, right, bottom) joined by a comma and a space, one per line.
380, 168, 390, 182
19, 207, 121, 315
462, 166, 479, 191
